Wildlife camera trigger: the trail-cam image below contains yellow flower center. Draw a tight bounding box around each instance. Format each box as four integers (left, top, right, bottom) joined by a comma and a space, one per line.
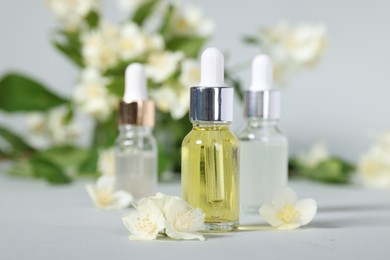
135, 215, 157, 233
176, 18, 189, 31
97, 188, 113, 205
278, 204, 300, 223
175, 210, 194, 230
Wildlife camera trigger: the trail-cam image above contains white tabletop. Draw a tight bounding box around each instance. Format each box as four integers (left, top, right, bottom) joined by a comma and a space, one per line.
1, 169, 390, 260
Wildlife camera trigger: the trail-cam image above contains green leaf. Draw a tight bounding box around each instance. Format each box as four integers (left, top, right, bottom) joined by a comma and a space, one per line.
30, 157, 71, 184
0, 73, 67, 112
107, 76, 125, 97
37, 146, 90, 169
132, 0, 159, 26
85, 10, 99, 29
78, 149, 99, 177
294, 157, 355, 184
166, 36, 206, 58
242, 36, 259, 45
104, 60, 142, 77
7, 160, 35, 178
92, 116, 118, 148
0, 149, 10, 158
52, 30, 83, 67
157, 143, 171, 177
155, 111, 192, 174
0, 126, 35, 156
159, 4, 174, 38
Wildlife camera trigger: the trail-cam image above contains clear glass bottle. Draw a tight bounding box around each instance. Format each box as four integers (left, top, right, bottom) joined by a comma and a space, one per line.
115, 63, 157, 200
181, 48, 239, 232
182, 121, 239, 232
115, 124, 157, 200
238, 54, 288, 212
238, 118, 287, 212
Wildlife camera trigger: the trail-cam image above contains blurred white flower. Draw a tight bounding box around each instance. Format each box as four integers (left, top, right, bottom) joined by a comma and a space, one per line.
81, 22, 120, 70
146, 51, 183, 83
86, 175, 134, 210
359, 132, 390, 189
25, 107, 81, 147
117, 0, 144, 13
98, 148, 116, 176
172, 4, 215, 37
26, 113, 46, 135
284, 23, 327, 66
118, 22, 145, 60
150, 86, 176, 113
46, 0, 99, 30
73, 68, 117, 121
261, 21, 326, 83
122, 197, 166, 240
259, 187, 317, 230
122, 193, 205, 241
150, 84, 189, 119
143, 33, 164, 52
164, 196, 205, 241
297, 142, 330, 168
47, 106, 81, 145
179, 59, 200, 87
171, 88, 190, 119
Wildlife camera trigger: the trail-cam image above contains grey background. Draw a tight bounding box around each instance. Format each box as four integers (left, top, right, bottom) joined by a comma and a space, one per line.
1, 0, 389, 162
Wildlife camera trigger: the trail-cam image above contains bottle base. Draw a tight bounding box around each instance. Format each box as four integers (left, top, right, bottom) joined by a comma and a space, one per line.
204, 222, 239, 232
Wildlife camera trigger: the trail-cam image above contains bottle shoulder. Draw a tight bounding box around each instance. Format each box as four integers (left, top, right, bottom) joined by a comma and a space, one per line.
116, 133, 157, 151
238, 125, 287, 144
182, 128, 239, 147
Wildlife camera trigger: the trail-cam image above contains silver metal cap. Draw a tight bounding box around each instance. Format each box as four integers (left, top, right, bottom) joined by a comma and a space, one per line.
243, 89, 281, 119
190, 86, 234, 122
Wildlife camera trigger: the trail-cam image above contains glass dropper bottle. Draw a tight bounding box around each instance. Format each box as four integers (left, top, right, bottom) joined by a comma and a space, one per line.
238, 55, 288, 212
181, 48, 240, 232
115, 63, 157, 200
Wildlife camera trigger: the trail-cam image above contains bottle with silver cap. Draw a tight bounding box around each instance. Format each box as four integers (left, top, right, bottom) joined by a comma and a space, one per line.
181, 48, 239, 232
238, 54, 288, 213
115, 63, 157, 200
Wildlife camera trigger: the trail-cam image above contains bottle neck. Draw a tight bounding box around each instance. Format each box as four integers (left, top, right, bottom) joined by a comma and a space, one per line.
246, 118, 279, 129
192, 121, 231, 130
118, 124, 153, 137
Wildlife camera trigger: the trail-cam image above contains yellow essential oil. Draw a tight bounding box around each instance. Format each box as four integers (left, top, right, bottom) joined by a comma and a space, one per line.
182, 122, 239, 232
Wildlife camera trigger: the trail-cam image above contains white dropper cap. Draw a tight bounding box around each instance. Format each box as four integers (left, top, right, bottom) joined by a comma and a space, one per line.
123, 63, 147, 102
250, 54, 273, 91
190, 47, 233, 122
244, 54, 280, 119
199, 47, 226, 87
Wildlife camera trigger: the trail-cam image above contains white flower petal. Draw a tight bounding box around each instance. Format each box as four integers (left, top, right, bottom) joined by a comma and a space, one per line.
276, 223, 301, 230
164, 196, 189, 218
136, 197, 165, 217
163, 196, 205, 240
186, 208, 206, 232
259, 204, 283, 227
98, 148, 116, 176
109, 190, 134, 209
146, 51, 183, 83
122, 211, 163, 240
272, 186, 298, 209
148, 193, 169, 213
129, 233, 158, 241
165, 224, 205, 241
85, 184, 99, 205
295, 199, 317, 226
96, 175, 115, 191
122, 205, 165, 240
